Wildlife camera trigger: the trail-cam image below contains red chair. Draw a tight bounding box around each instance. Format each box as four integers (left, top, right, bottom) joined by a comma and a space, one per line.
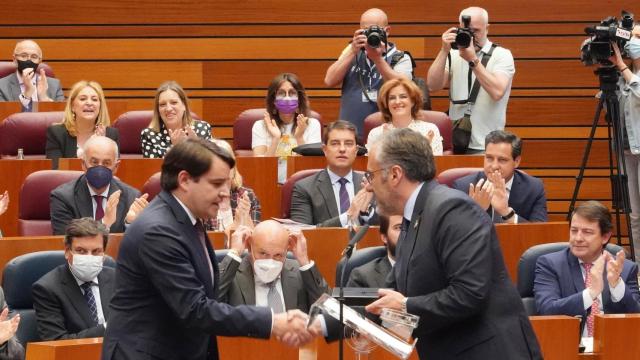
18, 170, 83, 236
142, 172, 162, 202
363, 110, 453, 154
0, 111, 64, 158
0, 61, 56, 79
233, 108, 322, 157
280, 169, 322, 219
435, 167, 482, 188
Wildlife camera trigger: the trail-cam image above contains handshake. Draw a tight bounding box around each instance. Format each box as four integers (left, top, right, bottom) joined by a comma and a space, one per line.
271, 310, 323, 347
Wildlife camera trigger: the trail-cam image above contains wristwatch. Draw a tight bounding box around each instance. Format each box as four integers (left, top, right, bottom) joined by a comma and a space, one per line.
501, 208, 516, 221
468, 58, 480, 68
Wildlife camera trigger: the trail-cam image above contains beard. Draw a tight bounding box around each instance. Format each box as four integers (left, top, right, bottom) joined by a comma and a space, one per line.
386, 241, 396, 257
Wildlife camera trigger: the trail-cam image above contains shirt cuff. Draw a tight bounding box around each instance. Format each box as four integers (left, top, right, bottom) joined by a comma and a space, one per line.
269, 308, 274, 336
582, 289, 595, 310
513, 214, 519, 224
339, 212, 349, 227
609, 278, 626, 302
299, 260, 315, 271
19, 93, 32, 107
227, 252, 242, 263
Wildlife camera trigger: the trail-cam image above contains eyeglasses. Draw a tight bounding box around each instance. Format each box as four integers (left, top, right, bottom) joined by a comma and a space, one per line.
14, 53, 41, 61
364, 167, 389, 182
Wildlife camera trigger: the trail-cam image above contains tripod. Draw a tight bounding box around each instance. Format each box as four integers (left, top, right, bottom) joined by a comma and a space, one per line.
568, 65, 635, 260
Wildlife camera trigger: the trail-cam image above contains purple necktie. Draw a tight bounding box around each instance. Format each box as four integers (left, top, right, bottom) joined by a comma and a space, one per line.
338, 178, 350, 213
93, 195, 104, 221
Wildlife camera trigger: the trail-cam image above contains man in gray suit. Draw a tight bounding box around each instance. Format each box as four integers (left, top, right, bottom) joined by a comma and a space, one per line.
0, 287, 23, 360
0, 40, 64, 111
347, 214, 402, 288
290, 120, 375, 227
218, 220, 330, 312
50, 136, 149, 235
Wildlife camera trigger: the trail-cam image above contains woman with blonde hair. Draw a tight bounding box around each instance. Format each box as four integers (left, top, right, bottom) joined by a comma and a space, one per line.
141, 81, 212, 158
45, 80, 118, 168
366, 77, 443, 155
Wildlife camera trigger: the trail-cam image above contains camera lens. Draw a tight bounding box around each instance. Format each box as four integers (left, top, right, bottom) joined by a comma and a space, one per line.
367, 33, 382, 48
455, 32, 472, 49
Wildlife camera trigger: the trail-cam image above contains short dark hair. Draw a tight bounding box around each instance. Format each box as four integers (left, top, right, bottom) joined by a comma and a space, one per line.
485, 130, 522, 159
375, 128, 436, 182
322, 120, 358, 144
379, 215, 390, 236
161, 138, 235, 191
64, 217, 109, 249
571, 200, 613, 235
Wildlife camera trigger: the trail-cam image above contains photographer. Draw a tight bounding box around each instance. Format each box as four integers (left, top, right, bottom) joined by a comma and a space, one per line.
324, 8, 413, 139
609, 24, 640, 262
427, 7, 515, 154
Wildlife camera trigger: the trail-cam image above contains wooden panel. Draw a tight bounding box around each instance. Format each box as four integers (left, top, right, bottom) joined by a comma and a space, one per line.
529, 316, 580, 360
0, 236, 63, 280
26, 337, 103, 360
542, 177, 611, 199
593, 314, 640, 360
520, 140, 610, 168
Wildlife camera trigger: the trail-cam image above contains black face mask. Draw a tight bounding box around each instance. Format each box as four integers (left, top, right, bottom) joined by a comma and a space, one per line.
16, 59, 38, 76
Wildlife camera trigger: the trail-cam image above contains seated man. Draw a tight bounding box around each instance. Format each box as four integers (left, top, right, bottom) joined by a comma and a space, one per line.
32, 217, 115, 340
347, 214, 402, 288
218, 220, 330, 312
0, 40, 64, 111
50, 136, 148, 235
290, 120, 376, 227
534, 201, 640, 337
0, 286, 23, 360
452, 130, 547, 223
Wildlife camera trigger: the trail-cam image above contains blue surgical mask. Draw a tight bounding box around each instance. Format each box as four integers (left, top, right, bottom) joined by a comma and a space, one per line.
85, 165, 113, 189
625, 38, 640, 60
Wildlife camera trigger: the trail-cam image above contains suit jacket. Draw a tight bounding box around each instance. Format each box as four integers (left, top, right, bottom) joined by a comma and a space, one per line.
0, 72, 64, 105
50, 174, 140, 235
31, 264, 115, 340
393, 180, 541, 359
347, 256, 392, 288
102, 191, 272, 360
217, 256, 330, 312
534, 248, 640, 316
45, 124, 120, 169
290, 169, 377, 227
0, 287, 24, 360
452, 170, 548, 222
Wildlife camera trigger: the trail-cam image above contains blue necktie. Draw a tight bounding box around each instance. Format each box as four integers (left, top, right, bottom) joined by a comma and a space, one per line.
81, 282, 99, 325
338, 178, 350, 213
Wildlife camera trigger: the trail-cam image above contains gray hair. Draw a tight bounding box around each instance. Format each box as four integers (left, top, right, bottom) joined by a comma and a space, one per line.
82, 135, 120, 161
460, 7, 489, 24
374, 128, 436, 182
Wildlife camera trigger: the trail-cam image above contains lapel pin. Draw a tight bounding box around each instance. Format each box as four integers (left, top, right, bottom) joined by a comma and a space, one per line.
413, 219, 419, 229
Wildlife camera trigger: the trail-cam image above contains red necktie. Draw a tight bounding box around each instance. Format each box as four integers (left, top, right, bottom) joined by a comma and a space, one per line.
583, 262, 600, 337
93, 195, 104, 221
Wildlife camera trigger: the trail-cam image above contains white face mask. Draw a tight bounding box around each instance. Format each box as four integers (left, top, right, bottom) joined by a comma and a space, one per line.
625, 38, 640, 60
69, 254, 104, 282
253, 258, 283, 284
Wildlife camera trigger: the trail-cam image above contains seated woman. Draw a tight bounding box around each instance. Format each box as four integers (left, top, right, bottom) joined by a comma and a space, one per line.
45, 80, 118, 168
366, 78, 443, 155
251, 73, 322, 156
206, 140, 261, 238
141, 81, 212, 158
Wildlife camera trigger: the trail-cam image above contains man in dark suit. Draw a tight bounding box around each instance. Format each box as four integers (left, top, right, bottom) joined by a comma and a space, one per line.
50, 136, 148, 235
102, 139, 311, 360
32, 218, 114, 340
218, 220, 329, 312
291, 120, 375, 227
534, 201, 640, 337
0, 287, 23, 360
347, 214, 402, 288
452, 130, 547, 223
0, 40, 64, 111
363, 129, 541, 359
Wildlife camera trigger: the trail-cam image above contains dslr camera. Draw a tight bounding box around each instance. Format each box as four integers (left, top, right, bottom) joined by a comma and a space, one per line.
363, 25, 387, 49
452, 15, 474, 50
580, 11, 635, 66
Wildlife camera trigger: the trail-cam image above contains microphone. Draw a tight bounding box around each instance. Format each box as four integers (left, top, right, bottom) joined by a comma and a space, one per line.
342, 224, 370, 258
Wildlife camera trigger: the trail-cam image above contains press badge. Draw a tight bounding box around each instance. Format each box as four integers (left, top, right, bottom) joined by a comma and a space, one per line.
362, 89, 378, 102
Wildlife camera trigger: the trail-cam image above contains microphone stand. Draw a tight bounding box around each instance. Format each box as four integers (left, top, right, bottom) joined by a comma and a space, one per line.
338, 223, 358, 360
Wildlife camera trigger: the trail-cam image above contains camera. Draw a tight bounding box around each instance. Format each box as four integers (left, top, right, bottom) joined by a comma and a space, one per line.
363, 25, 387, 48
580, 11, 635, 66
452, 15, 475, 50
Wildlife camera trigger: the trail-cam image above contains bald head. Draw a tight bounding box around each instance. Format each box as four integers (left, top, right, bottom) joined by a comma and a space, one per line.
360, 8, 388, 28
13, 40, 42, 62
249, 220, 290, 262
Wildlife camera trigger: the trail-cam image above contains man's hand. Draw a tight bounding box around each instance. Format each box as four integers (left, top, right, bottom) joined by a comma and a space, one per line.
36, 68, 51, 101
229, 225, 251, 254
20, 68, 36, 99
263, 112, 282, 139
588, 254, 606, 300
608, 43, 626, 69
102, 190, 122, 229
458, 44, 477, 62
272, 310, 314, 347
125, 193, 149, 224
487, 171, 509, 216
468, 178, 493, 210
605, 250, 625, 288
365, 288, 406, 315
440, 27, 457, 53
350, 29, 367, 55
346, 188, 374, 224
289, 231, 310, 266
0, 190, 9, 217
0, 307, 20, 345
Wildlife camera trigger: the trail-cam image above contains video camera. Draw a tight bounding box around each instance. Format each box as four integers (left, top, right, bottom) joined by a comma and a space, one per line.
363, 25, 387, 49
580, 11, 635, 66
451, 15, 474, 50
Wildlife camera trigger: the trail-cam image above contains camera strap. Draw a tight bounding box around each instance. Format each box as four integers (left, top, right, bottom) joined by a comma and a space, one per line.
358, 43, 391, 103
449, 43, 498, 106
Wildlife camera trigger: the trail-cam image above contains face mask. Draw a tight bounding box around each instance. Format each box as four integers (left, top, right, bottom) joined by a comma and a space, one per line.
85, 165, 113, 189
16, 59, 38, 76
274, 98, 299, 114
69, 254, 104, 282
625, 38, 640, 60
253, 258, 283, 283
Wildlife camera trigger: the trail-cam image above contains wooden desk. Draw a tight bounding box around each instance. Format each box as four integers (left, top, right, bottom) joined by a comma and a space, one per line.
26, 337, 102, 360
530, 315, 580, 360
592, 314, 640, 360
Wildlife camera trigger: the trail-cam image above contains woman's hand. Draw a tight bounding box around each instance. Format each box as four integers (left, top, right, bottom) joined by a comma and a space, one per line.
426, 129, 435, 142
94, 124, 106, 137
184, 125, 198, 140
263, 112, 281, 139
169, 128, 188, 145
609, 43, 626, 69
293, 114, 309, 140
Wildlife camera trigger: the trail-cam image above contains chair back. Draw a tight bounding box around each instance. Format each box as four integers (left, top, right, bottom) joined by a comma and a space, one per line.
0, 111, 64, 158
435, 167, 483, 188
335, 246, 387, 287
280, 169, 322, 219
142, 172, 162, 202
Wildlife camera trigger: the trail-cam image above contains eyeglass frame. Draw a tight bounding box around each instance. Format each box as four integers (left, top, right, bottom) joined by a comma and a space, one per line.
364, 167, 390, 183
14, 52, 41, 62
